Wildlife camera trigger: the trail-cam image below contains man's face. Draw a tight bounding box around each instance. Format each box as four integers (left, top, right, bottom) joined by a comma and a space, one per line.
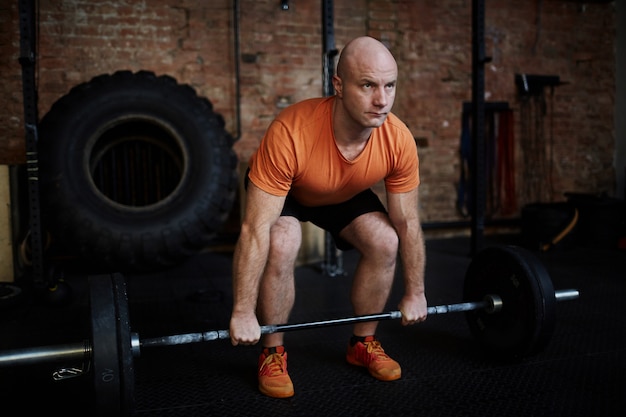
334, 58, 397, 129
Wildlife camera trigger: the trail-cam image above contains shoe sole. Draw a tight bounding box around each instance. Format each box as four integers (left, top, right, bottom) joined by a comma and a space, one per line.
259, 384, 295, 398
346, 356, 401, 381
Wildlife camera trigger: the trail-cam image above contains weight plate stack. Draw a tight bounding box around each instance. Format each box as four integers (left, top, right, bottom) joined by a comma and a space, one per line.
463, 245, 557, 360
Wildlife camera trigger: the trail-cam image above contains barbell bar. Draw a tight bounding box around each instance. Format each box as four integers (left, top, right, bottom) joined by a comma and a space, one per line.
0, 289, 579, 366
140, 289, 576, 349
140, 295, 506, 350
0, 296, 505, 365
0, 244, 581, 416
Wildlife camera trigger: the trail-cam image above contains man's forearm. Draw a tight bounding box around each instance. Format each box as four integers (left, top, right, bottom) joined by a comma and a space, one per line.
398, 221, 426, 296
231, 230, 269, 315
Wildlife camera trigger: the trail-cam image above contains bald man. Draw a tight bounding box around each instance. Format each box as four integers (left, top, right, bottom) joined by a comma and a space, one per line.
230, 36, 427, 398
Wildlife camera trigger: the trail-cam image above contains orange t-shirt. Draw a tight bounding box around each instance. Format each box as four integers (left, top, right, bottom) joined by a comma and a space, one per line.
248, 96, 419, 207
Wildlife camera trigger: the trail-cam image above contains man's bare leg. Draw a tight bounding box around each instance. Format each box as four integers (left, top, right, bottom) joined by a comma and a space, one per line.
341, 212, 402, 381
257, 215, 302, 348
340, 212, 398, 335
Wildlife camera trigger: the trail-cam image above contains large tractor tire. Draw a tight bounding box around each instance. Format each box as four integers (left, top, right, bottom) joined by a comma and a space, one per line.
38, 70, 239, 272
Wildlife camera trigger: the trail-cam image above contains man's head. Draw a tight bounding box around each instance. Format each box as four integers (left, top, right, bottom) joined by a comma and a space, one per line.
333, 36, 398, 129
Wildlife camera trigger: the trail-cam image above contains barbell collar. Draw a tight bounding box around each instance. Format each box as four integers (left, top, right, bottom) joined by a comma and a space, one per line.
483, 294, 503, 314
131, 332, 141, 358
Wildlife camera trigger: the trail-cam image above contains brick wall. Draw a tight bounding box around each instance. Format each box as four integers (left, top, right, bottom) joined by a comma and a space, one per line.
0, 0, 617, 223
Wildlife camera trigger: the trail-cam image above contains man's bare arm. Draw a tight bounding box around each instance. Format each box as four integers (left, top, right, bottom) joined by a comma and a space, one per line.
386, 188, 427, 324
230, 182, 286, 345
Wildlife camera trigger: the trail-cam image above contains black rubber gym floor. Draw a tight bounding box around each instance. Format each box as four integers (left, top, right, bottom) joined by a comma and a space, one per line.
1, 234, 625, 416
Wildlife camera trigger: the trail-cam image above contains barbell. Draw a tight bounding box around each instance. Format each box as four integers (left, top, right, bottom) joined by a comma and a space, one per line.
0, 245, 579, 416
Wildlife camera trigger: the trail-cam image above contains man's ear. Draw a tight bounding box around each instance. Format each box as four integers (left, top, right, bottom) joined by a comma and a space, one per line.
332, 75, 343, 97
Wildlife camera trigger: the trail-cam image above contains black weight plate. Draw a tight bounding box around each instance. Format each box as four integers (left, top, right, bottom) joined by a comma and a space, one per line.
463, 245, 557, 360
89, 274, 134, 416
112, 273, 135, 416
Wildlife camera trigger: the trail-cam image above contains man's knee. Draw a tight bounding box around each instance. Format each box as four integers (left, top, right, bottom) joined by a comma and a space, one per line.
269, 217, 302, 262
344, 214, 399, 258
372, 226, 399, 258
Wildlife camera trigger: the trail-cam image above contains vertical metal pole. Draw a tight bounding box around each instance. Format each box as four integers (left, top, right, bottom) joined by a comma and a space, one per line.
18, 0, 45, 286
322, 0, 336, 97
320, 0, 343, 276
471, 0, 489, 256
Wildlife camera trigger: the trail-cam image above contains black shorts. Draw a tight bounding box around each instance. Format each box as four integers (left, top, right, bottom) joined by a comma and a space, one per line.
281, 189, 387, 251
244, 169, 387, 250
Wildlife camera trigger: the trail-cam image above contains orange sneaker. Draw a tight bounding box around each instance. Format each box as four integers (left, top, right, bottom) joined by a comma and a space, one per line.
258, 346, 294, 398
346, 336, 401, 381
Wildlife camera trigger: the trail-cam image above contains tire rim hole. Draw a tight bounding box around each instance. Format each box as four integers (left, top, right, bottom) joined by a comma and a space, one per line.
89, 120, 184, 208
